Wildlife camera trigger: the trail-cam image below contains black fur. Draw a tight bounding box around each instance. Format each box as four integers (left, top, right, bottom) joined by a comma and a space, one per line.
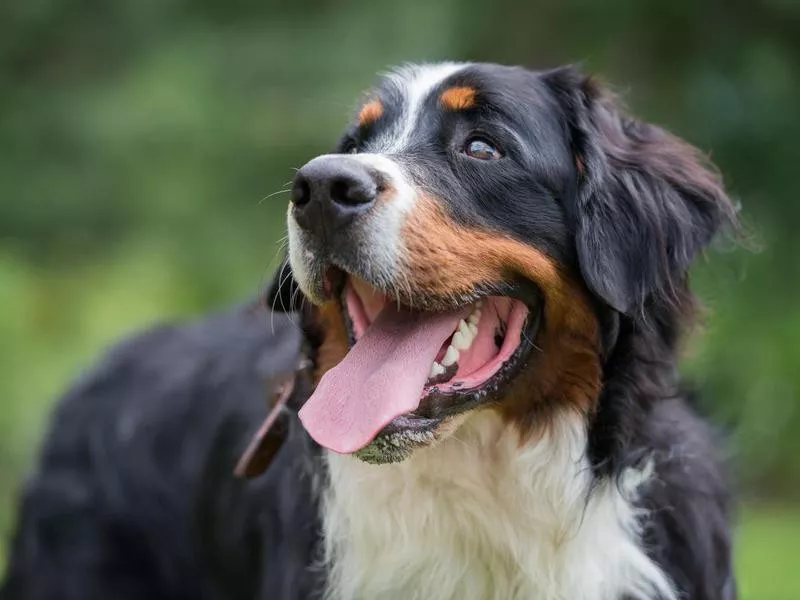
545, 67, 738, 599
543, 68, 737, 316
2, 63, 738, 600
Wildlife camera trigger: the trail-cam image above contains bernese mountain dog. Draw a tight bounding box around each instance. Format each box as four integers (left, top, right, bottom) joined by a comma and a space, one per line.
1, 62, 739, 600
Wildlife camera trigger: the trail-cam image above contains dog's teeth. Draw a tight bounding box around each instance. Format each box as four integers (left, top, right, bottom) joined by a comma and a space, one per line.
452, 320, 474, 351
442, 345, 459, 367
452, 331, 467, 350
468, 309, 481, 325
458, 319, 471, 337
468, 322, 478, 336
429, 361, 445, 379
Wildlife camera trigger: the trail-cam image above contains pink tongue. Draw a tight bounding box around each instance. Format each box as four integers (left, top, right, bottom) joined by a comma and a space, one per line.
299, 304, 467, 454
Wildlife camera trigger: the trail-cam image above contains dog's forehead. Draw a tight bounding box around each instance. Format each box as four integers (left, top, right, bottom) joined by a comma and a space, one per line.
362, 62, 557, 152
366, 62, 469, 153
381, 62, 469, 98
375, 62, 542, 105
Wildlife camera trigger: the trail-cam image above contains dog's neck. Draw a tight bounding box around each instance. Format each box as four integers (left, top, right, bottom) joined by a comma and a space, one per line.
320, 410, 676, 600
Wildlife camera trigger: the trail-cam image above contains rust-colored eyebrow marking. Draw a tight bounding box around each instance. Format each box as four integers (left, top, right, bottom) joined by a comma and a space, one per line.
439, 86, 477, 110
357, 100, 384, 126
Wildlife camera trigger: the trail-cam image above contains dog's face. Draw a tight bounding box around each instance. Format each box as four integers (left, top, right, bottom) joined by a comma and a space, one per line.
272, 62, 733, 463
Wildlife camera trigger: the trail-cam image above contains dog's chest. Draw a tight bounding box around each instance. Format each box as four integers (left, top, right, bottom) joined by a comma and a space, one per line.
319, 413, 675, 600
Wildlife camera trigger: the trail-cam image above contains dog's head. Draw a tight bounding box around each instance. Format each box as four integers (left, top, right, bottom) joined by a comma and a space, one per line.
269, 62, 737, 463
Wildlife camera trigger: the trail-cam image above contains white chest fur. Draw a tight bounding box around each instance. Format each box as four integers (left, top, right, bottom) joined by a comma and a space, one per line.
321, 412, 676, 600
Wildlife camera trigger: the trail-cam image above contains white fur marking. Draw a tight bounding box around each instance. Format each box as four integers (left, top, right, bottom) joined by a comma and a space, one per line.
376, 63, 468, 154
322, 412, 676, 600
286, 211, 318, 302
348, 153, 415, 289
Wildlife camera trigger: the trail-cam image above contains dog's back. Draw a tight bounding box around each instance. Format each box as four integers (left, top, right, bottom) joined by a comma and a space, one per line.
1, 303, 322, 600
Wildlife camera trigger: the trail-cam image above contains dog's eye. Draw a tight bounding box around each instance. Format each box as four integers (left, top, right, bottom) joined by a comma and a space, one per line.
463, 137, 501, 161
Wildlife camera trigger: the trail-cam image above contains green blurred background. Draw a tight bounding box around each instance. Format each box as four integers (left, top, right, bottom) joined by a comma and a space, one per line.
1, 0, 798, 596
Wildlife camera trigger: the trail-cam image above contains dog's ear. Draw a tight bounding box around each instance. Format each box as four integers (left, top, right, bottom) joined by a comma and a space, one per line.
266, 257, 304, 313
543, 67, 738, 316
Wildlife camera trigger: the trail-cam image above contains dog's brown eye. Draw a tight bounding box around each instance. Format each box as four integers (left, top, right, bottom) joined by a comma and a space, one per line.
464, 138, 501, 160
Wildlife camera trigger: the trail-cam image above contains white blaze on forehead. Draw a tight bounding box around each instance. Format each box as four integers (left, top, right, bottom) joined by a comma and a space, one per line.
374, 62, 469, 154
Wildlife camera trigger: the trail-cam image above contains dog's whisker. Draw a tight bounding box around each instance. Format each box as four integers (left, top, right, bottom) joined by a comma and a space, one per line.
269, 261, 294, 335
258, 188, 291, 205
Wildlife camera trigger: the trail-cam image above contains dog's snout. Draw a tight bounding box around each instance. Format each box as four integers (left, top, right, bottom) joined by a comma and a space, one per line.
291, 156, 378, 235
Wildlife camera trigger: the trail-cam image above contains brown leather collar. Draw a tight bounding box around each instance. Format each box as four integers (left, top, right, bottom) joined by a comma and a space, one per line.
234, 358, 311, 478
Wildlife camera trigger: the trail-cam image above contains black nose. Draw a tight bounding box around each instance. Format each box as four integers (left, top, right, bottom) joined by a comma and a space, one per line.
291, 156, 378, 236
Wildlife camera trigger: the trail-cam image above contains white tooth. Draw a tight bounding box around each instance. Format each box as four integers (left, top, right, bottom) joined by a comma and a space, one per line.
442, 345, 459, 367
468, 310, 481, 325
452, 331, 470, 351
458, 319, 471, 337
452, 321, 473, 350
429, 361, 445, 379
468, 322, 478, 336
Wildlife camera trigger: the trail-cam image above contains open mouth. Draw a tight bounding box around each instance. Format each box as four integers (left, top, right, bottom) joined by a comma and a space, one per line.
346, 277, 531, 398
298, 271, 540, 457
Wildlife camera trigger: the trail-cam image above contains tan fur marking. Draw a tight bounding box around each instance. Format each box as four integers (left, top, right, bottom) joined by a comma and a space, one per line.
314, 301, 350, 383
440, 87, 477, 111
357, 100, 384, 127
401, 198, 602, 435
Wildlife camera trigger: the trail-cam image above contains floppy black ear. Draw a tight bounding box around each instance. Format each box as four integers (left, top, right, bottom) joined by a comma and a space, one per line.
544, 67, 738, 316
266, 257, 303, 313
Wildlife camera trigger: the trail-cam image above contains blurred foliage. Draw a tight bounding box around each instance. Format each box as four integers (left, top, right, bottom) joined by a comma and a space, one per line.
0, 0, 799, 573
735, 505, 800, 600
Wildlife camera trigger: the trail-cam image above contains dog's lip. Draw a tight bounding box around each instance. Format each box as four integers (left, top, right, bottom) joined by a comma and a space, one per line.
323, 263, 498, 313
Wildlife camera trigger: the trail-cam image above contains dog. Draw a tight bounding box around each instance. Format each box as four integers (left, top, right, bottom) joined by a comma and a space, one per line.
1, 62, 738, 600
